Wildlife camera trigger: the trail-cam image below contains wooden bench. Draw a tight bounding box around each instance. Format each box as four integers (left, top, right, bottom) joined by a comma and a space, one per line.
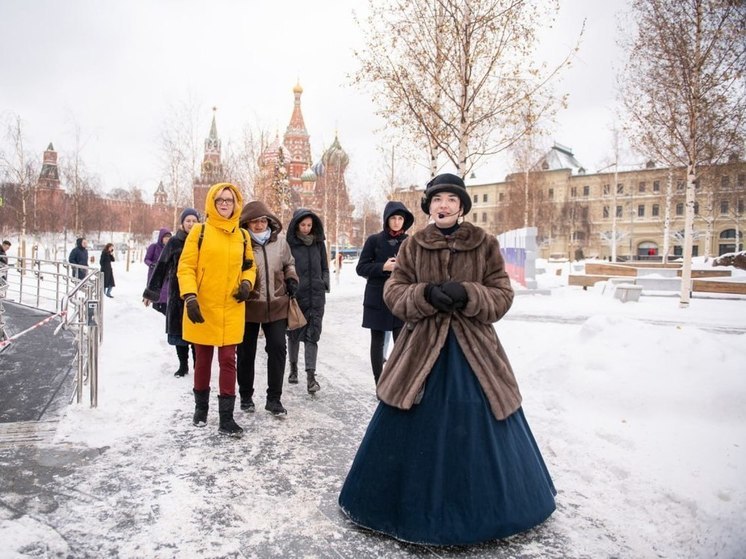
691, 279, 746, 295
568, 274, 630, 289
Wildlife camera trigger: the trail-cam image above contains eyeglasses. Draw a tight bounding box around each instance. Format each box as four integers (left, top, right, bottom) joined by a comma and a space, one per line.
215, 197, 234, 205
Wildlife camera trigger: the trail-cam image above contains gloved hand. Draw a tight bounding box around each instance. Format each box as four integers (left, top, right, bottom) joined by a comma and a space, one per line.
233, 280, 252, 302
184, 294, 205, 323
285, 278, 298, 297
142, 287, 160, 302
440, 281, 468, 310
424, 283, 455, 312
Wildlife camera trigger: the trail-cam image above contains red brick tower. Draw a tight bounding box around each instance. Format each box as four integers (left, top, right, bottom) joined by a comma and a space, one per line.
283, 81, 313, 190
193, 107, 225, 213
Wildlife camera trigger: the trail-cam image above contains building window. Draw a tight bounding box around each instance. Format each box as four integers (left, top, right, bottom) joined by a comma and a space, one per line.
573, 231, 586, 241
638, 204, 645, 217
548, 188, 554, 199
677, 180, 685, 191
638, 181, 646, 193
738, 199, 744, 214
473, 194, 478, 203
472, 213, 477, 221
482, 194, 488, 202
603, 184, 610, 196
498, 192, 504, 202
694, 202, 699, 215
603, 206, 609, 218
721, 175, 730, 189
653, 180, 660, 192
720, 200, 729, 215
676, 203, 684, 216
482, 212, 487, 222
652, 204, 660, 217
581, 206, 589, 219
617, 183, 624, 195
570, 186, 577, 197
583, 185, 589, 196
738, 174, 745, 188
616, 205, 623, 218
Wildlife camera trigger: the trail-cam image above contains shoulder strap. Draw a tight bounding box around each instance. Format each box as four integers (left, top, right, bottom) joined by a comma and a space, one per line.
197, 224, 205, 251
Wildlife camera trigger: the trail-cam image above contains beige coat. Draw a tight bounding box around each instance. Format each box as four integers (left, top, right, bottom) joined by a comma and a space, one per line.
379, 222, 522, 420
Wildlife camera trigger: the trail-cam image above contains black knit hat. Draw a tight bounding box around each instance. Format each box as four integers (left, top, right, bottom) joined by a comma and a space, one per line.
179, 208, 200, 224
420, 173, 471, 215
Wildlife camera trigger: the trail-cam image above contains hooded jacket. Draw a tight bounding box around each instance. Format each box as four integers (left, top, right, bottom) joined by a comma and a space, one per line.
379, 222, 522, 421
68, 238, 89, 280
286, 208, 329, 343
356, 200, 414, 331
177, 183, 256, 347
145, 228, 172, 304
239, 201, 298, 324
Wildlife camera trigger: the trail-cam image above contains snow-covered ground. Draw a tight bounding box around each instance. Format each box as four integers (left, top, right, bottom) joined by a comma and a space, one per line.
1, 257, 745, 558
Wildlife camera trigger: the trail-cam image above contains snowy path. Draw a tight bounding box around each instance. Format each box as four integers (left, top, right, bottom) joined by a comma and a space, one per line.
1, 260, 744, 558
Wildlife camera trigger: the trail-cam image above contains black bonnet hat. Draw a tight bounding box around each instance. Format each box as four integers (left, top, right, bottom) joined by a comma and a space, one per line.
420, 173, 472, 215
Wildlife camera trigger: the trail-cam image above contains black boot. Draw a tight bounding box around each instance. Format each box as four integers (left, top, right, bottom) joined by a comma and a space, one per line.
218, 395, 244, 438
307, 369, 320, 394
288, 361, 299, 384
174, 345, 189, 377
193, 388, 209, 427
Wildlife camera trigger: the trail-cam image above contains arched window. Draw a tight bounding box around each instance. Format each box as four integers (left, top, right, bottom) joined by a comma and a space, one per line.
638, 241, 658, 259
719, 229, 744, 255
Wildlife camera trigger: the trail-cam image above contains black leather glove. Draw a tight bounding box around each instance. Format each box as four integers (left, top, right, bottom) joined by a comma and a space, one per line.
424, 283, 455, 312
233, 280, 252, 302
285, 278, 298, 298
184, 294, 205, 323
440, 281, 468, 310
142, 287, 160, 302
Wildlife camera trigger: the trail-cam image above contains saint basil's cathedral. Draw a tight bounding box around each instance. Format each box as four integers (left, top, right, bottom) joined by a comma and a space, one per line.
193, 82, 355, 249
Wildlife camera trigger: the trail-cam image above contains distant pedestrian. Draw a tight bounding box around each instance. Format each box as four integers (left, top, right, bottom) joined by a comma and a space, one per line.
236, 201, 298, 416
285, 208, 329, 394
177, 183, 256, 438
144, 228, 172, 315
143, 208, 200, 377
0, 240, 10, 281
100, 243, 116, 297
68, 238, 89, 280
356, 200, 414, 385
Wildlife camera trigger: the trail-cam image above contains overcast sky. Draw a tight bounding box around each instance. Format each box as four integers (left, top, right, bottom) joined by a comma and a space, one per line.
0, 0, 627, 200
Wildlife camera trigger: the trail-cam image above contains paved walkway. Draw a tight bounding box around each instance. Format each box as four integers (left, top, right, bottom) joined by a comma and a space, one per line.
0, 298, 616, 559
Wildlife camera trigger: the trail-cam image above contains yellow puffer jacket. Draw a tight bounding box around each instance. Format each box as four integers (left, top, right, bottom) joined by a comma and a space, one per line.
177, 182, 257, 347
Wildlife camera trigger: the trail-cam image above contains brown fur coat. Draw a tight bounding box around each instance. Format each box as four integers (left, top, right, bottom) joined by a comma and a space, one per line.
379, 222, 522, 420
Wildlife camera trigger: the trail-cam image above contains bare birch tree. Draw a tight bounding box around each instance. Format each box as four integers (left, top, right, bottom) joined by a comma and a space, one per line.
353, 0, 577, 178
619, 0, 746, 307
0, 115, 38, 247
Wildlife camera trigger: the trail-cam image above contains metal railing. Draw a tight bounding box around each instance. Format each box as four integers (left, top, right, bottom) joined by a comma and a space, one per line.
0, 255, 103, 407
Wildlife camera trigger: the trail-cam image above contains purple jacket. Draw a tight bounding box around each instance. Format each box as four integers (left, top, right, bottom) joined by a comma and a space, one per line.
145, 228, 171, 304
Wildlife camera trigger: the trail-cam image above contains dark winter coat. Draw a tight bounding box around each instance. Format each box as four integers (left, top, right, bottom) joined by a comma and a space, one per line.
286, 208, 329, 343
379, 222, 522, 421
239, 201, 298, 324
100, 250, 115, 288
145, 228, 189, 342
68, 238, 89, 280
356, 201, 414, 331
145, 228, 171, 305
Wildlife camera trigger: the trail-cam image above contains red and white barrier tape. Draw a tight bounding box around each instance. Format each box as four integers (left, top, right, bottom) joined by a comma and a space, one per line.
0, 310, 66, 348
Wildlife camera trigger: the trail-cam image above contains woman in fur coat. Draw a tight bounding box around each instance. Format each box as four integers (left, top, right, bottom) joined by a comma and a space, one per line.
338, 173, 556, 546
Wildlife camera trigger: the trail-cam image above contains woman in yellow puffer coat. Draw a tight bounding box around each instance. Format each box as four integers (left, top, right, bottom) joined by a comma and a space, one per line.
177, 182, 256, 438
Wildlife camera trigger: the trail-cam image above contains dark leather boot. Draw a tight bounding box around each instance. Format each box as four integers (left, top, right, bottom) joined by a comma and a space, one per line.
288, 361, 299, 384
193, 388, 209, 427
174, 345, 189, 377
306, 369, 320, 394
218, 395, 244, 438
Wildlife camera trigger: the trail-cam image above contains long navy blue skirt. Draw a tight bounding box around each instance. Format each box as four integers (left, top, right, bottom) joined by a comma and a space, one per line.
338, 331, 556, 546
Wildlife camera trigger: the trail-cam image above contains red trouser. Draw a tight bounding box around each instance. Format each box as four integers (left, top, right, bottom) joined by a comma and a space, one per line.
193, 344, 237, 396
